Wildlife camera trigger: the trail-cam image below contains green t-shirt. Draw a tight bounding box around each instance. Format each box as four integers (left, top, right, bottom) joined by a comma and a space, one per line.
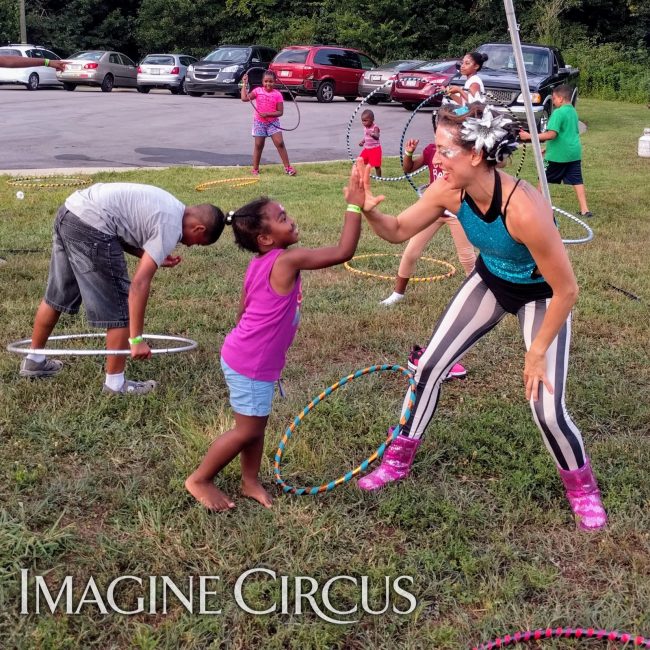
545, 103, 582, 163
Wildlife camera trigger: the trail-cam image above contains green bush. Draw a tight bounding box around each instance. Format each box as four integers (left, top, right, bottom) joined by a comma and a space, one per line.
564, 40, 650, 103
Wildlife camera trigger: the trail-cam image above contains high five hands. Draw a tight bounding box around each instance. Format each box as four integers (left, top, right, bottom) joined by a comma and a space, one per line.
344, 158, 385, 213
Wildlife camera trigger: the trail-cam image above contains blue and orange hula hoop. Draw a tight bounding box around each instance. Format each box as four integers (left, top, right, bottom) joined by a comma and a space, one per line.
274, 363, 417, 495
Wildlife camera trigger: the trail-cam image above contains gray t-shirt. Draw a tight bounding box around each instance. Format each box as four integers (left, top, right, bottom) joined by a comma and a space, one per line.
65, 183, 185, 267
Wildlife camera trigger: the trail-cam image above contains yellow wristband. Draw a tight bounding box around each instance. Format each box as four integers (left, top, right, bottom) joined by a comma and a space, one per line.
128, 336, 144, 345
346, 204, 362, 214
44, 59, 50, 67
405, 150, 414, 157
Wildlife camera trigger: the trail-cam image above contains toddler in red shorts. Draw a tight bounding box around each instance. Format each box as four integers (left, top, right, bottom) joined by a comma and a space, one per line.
359, 109, 382, 176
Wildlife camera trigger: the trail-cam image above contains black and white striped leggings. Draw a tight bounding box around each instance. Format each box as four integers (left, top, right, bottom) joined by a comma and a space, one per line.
400, 271, 586, 471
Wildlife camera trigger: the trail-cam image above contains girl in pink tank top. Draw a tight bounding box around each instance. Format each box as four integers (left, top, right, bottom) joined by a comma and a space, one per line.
186, 176, 366, 512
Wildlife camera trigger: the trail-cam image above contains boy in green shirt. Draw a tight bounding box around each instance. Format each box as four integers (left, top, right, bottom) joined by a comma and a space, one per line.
520, 84, 592, 217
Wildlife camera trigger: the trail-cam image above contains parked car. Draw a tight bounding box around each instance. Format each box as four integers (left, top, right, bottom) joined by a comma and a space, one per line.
358, 59, 427, 103
57, 50, 138, 92
184, 45, 277, 97
0, 44, 63, 90
391, 59, 459, 110
137, 53, 197, 94
454, 43, 579, 130
269, 46, 377, 102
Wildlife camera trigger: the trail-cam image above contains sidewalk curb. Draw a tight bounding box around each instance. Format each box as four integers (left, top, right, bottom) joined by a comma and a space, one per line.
0, 159, 354, 177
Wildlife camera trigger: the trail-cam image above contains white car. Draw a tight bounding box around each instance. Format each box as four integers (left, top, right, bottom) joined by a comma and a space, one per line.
0, 44, 63, 90
137, 53, 197, 94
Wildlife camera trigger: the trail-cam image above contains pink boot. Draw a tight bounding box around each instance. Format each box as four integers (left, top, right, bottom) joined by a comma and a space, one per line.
358, 431, 421, 491
558, 459, 608, 531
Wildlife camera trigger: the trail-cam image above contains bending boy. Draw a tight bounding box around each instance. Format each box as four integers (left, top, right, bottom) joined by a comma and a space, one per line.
20, 183, 225, 394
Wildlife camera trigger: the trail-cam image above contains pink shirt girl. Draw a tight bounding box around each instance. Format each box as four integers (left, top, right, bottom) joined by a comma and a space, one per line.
249, 87, 284, 124
221, 248, 302, 381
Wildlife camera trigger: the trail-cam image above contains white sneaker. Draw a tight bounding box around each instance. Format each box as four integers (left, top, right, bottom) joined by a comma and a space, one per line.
380, 292, 405, 306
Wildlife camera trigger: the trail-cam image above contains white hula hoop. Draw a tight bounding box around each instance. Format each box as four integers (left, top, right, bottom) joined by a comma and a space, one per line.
553, 206, 594, 245
6, 333, 198, 356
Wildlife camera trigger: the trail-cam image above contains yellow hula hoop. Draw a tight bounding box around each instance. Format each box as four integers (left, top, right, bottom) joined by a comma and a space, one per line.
195, 178, 260, 191
8, 176, 91, 189
344, 253, 456, 283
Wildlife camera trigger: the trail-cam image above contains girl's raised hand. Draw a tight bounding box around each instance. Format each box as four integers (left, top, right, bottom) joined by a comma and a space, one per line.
405, 138, 419, 153
343, 158, 366, 207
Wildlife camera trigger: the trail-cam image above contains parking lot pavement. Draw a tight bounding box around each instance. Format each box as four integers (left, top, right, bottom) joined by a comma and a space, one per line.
0, 86, 436, 170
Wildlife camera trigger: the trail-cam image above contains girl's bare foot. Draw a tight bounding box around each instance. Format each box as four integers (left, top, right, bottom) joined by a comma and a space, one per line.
185, 476, 235, 511
241, 479, 273, 508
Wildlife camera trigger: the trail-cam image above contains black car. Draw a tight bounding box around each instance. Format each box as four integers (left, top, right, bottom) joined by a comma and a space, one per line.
184, 45, 277, 97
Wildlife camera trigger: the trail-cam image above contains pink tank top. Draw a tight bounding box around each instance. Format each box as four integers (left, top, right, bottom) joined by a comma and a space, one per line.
221, 248, 302, 381
362, 124, 381, 149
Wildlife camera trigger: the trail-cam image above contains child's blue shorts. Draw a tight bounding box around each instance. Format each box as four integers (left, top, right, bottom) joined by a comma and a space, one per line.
252, 119, 282, 137
545, 159, 584, 185
221, 357, 275, 417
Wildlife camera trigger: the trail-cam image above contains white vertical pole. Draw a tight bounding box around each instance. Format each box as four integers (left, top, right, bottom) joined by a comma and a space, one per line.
503, 0, 551, 203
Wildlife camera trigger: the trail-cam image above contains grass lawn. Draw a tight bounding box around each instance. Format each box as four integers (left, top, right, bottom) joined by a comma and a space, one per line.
0, 98, 649, 649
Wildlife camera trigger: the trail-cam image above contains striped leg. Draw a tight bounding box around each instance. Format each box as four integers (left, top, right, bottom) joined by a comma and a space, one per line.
516, 300, 585, 469
400, 272, 507, 440
517, 300, 606, 529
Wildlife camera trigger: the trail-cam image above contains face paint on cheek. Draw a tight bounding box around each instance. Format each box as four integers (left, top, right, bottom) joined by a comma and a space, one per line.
438, 145, 463, 159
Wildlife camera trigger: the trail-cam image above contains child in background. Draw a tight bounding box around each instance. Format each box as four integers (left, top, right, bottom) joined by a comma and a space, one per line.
447, 51, 488, 106
381, 136, 476, 380
185, 173, 366, 511
519, 84, 591, 217
382, 136, 476, 307
241, 70, 297, 177
359, 109, 382, 177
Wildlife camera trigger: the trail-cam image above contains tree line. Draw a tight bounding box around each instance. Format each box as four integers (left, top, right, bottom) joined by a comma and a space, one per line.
1, 0, 648, 101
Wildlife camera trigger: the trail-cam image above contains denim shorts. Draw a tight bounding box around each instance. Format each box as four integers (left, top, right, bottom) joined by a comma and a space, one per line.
44, 206, 130, 328
252, 119, 282, 138
221, 357, 275, 417
545, 160, 583, 185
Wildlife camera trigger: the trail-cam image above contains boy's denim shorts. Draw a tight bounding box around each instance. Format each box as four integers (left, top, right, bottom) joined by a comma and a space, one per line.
44, 206, 130, 328
221, 357, 275, 417
252, 119, 282, 138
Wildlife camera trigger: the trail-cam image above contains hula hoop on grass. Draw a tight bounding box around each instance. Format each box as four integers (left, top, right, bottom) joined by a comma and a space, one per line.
195, 177, 259, 191
244, 66, 301, 131
345, 79, 432, 185
553, 206, 593, 245
471, 627, 650, 649
7, 176, 91, 189
6, 333, 198, 356
344, 253, 456, 282
274, 364, 417, 495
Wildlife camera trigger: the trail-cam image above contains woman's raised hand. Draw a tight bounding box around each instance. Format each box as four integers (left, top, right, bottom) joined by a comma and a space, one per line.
354, 158, 385, 212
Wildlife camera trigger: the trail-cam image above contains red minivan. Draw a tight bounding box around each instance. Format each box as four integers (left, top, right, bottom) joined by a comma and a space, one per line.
269, 45, 377, 102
